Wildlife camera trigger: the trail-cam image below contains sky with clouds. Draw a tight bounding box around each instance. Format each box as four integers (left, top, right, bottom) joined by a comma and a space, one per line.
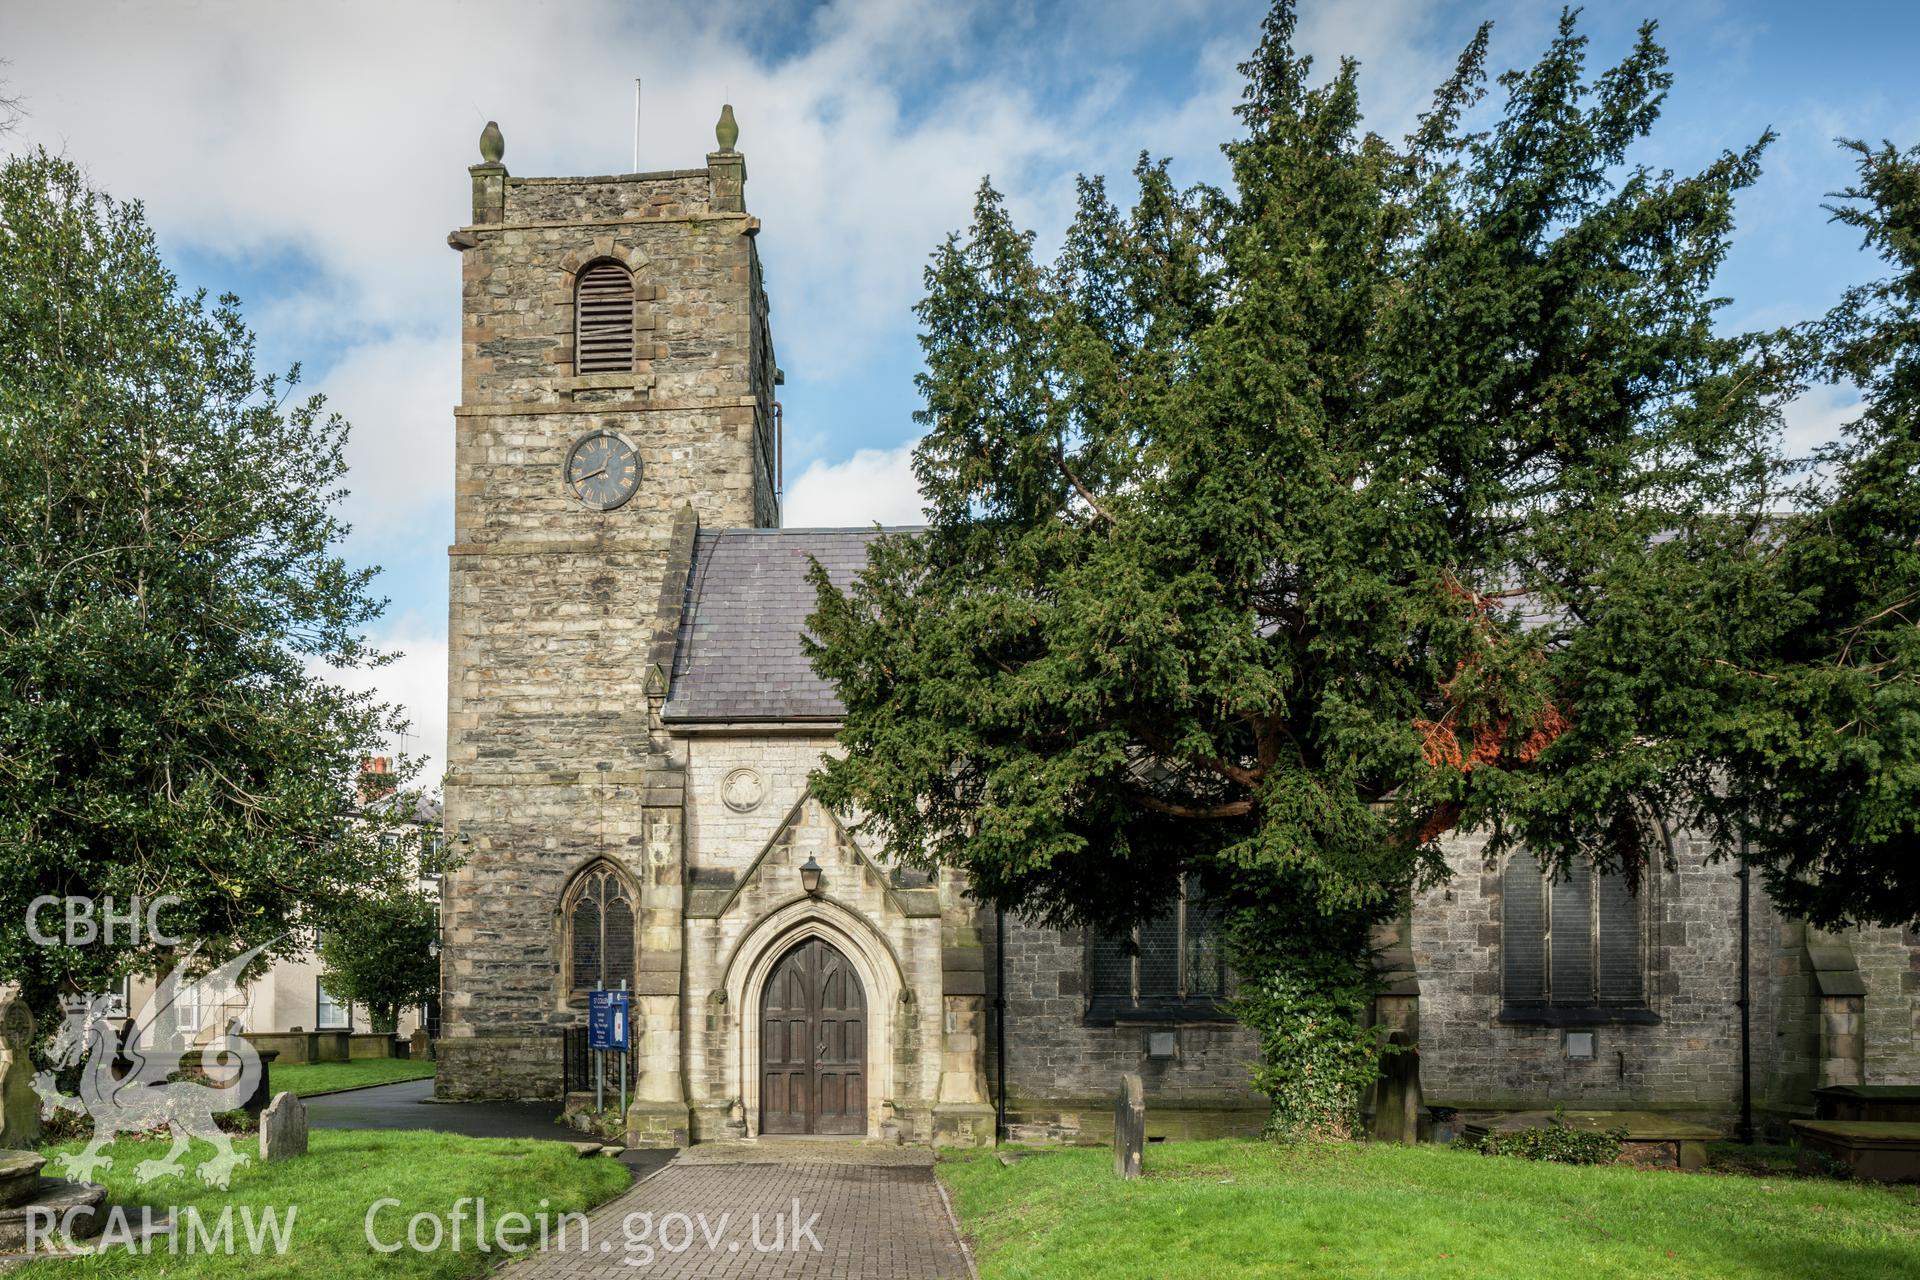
3, 0, 1916, 784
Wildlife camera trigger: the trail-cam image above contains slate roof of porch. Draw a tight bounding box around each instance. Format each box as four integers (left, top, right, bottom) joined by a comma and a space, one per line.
663, 526, 906, 724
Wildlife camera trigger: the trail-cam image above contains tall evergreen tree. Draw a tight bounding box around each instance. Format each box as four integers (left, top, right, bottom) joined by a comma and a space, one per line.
0, 150, 420, 1009
806, 6, 1815, 1133
1695, 140, 1920, 926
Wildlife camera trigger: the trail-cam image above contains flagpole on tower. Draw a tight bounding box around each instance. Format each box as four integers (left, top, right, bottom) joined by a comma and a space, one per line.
632, 78, 641, 173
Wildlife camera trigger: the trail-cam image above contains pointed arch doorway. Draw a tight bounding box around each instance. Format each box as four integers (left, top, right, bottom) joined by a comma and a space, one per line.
759, 938, 866, 1135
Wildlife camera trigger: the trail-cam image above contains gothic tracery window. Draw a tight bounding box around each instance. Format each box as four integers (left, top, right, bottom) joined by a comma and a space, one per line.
566, 866, 636, 994
1502, 853, 1646, 1014
1088, 879, 1227, 1020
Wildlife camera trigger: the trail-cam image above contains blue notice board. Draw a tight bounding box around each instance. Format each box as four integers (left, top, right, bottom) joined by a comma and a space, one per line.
588, 990, 630, 1051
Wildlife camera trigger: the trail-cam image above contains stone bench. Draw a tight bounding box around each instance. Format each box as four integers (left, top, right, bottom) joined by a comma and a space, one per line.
1790, 1120, 1920, 1183
1813, 1085, 1920, 1124
1461, 1110, 1721, 1171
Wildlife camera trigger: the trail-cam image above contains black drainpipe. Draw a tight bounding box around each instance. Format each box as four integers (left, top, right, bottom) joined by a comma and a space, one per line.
995, 903, 1008, 1143
1736, 833, 1754, 1145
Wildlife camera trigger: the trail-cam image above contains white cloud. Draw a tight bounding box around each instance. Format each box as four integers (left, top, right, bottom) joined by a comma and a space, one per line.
1294, 0, 1487, 140
315, 331, 460, 536
309, 633, 450, 792
784, 443, 927, 527
0, 0, 1252, 356
1781, 383, 1860, 459
294, 333, 456, 781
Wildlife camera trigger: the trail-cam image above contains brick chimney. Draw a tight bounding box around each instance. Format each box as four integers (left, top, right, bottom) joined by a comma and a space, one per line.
358, 755, 396, 806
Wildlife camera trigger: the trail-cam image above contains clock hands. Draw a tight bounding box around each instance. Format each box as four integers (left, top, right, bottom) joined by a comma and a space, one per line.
570, 435, 637, 507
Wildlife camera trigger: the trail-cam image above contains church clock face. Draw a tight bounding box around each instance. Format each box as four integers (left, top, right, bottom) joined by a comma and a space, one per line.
564, 430, 640, 510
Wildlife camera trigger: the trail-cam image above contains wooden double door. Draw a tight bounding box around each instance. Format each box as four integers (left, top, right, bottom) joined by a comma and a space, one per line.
760, 938, 866, 1134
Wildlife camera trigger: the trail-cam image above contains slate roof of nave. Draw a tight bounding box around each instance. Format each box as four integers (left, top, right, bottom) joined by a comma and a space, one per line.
663, 526, 911, 724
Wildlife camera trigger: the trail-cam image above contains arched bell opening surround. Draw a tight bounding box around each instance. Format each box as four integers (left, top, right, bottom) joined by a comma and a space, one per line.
722, 895, 905, 1138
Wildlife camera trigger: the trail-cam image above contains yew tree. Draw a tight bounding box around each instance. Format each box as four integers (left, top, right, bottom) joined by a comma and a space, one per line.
1694, 139, 1920, 927
807, 6, 1909, 1130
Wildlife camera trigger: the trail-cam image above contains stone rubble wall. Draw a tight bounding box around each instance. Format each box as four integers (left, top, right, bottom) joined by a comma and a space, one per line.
1414, 827, 1742, 1117
504, 172, 713, 224
1413, 824, 1920, 1129
1851, 921, 1920, 1085
989, 915, 1267, 1143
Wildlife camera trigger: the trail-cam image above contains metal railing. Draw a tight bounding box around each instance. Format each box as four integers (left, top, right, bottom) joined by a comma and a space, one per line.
561, 1024, 636, 1104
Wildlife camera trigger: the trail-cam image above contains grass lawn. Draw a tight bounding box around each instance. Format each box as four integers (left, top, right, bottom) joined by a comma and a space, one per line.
940, 1139, 1920, 1280
27, 1129, 629, 1277
269, 1058, 437, 1098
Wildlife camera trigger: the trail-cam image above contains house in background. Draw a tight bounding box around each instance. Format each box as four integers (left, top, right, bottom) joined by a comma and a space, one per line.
126, 757, 443, 1060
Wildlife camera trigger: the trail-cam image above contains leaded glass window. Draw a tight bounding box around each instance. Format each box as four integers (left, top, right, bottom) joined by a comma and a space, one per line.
567, 866, 636, 994
1503, 855, 1644, 1010
1088, 879, 1227, 1016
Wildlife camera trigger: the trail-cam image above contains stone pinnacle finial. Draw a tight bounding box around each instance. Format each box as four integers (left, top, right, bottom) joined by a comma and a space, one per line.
479, 120, 505, 164
715, 104, 738, 154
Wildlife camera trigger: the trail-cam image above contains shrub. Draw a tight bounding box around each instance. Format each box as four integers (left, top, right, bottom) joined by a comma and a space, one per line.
566, 1107, 627, 1142
1472, 1118, 1626, 1165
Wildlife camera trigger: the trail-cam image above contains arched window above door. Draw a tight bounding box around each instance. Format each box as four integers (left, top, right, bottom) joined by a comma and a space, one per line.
565, 864, 636, 994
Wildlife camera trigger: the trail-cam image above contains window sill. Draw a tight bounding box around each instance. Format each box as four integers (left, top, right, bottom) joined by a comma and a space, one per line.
1497, 1005, 1661, 1027
1084, 999, 1234, 1028
555, 372, 655, 393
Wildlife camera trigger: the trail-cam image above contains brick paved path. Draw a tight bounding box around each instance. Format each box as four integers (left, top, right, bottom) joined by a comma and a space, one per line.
502, 1142, 974, 1279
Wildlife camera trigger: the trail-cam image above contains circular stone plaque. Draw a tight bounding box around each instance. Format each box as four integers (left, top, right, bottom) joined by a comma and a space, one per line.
720, 767, 765, 813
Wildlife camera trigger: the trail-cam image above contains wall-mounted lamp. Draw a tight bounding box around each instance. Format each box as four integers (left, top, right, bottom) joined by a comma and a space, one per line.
799, 855, 822, 896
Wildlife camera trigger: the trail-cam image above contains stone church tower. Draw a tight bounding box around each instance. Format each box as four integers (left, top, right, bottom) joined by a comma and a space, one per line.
437, 112, 778, 1128
438, 111, 1001, 1150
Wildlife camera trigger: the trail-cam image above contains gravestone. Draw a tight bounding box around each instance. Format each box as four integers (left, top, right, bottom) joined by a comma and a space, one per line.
258, 1091, 308, 1162
0, 993, 107, 1251
1113, 1073, 1144, 1180
1463, 1110, 1719, 1170
1371, 1031, 1422, 1144
410, 1028, 431, 1061
0, 986, 39, 1150
0, 1148, 107, 1251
